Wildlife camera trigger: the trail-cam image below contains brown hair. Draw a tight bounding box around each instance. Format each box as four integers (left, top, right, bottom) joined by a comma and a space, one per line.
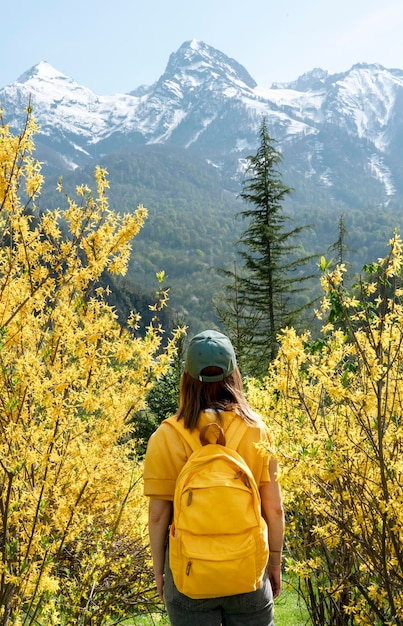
175, 365, 258, 430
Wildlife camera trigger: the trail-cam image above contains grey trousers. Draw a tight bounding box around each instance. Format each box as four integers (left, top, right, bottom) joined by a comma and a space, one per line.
163, 551, 274, 626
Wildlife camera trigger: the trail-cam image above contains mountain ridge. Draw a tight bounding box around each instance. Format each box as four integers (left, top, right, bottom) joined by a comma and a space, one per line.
2, 39, 403, 206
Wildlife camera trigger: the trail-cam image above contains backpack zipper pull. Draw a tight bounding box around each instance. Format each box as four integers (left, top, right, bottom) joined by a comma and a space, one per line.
186, 561, 192, 576
187, 491, 193, 506
234, 470, 251, 488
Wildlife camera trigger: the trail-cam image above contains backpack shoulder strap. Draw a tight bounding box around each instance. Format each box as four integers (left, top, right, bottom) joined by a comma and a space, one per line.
163, 416, 200, 452
224, 416, 249, 451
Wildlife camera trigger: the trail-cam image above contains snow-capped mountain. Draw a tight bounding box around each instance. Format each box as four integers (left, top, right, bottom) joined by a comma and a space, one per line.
2, 39, 403, 206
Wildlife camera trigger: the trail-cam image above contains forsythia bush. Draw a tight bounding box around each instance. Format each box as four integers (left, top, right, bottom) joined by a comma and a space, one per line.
249, 236, 403, 625
0, 108, 182, 624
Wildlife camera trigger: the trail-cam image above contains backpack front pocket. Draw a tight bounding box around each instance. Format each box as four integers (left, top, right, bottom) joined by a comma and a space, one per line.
171, 529, 265, 599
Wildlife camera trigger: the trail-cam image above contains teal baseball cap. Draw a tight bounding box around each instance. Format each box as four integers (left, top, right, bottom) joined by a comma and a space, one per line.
185, 330, 237, 382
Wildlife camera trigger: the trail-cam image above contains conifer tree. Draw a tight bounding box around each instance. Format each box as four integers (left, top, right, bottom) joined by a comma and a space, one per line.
328, 212, 355, 268
220, 116, 314, 372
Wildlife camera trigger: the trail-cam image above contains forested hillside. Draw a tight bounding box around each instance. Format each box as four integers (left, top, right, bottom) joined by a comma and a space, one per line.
41, 144, 403, 335
41, 145, 244, 333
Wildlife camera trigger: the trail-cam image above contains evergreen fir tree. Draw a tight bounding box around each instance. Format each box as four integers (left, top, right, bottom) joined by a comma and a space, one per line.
328, 212, 355, 270
219, 116, 315, 372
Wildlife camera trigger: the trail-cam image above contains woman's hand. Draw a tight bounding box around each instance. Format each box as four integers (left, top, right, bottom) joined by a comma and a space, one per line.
154, 572, 165, 603
267, 563, 282, 598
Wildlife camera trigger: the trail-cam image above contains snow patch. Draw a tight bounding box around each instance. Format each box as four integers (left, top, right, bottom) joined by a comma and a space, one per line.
319, 168, 333, 187
369, 154, 396, 196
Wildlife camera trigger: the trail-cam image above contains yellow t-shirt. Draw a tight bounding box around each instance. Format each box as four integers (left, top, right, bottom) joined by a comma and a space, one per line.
143, 409, 271, 500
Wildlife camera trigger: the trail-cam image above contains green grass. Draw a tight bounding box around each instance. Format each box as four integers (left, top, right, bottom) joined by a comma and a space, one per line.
274, 579, 311, 625
125, 580, 311, 625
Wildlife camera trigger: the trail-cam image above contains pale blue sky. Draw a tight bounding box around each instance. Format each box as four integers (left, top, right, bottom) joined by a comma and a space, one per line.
3, 0, 403, 94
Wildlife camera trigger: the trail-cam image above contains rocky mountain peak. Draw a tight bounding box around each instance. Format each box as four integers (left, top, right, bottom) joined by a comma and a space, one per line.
272, 67, 330, 92
163, 39, 257, 90
16, 61, 68, 85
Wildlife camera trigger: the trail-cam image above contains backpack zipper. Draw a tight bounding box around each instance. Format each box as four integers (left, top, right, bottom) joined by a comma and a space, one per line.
178, 454, 250, 483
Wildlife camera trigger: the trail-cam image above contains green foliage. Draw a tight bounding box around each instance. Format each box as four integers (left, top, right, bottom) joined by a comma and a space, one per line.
131, 329, 186, 455
327, 213, 355, 268
41, 145, 244, 335
213, 262, 263, 376
39, 125, 403, 350
131, 368, 181, 457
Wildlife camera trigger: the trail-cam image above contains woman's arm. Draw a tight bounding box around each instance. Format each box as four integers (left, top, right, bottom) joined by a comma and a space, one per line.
260, 458, 285, 598
148, 497, 173, 602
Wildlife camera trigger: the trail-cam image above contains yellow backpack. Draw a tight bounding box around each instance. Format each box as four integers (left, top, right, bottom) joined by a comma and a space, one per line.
164, 416, 269, 599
